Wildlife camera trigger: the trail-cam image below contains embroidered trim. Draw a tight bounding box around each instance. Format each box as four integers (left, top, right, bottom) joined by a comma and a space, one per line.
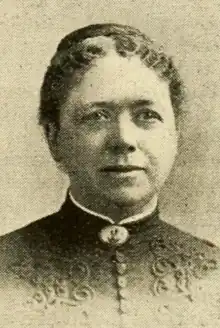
149, 237, 218, 300
10, 253, 95, 310
30, 279, 95, 309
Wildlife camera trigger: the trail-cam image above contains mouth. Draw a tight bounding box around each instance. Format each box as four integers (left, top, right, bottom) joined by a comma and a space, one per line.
100, 165, 144, 173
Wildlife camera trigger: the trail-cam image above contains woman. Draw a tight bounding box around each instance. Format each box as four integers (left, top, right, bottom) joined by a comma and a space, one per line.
1, 23, 219, 328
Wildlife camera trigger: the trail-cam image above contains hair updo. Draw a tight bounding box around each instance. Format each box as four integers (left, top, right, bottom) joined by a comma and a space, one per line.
39, 23, 185, 137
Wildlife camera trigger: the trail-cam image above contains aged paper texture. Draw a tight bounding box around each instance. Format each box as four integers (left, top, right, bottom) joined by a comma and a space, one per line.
0, 1, 220, 327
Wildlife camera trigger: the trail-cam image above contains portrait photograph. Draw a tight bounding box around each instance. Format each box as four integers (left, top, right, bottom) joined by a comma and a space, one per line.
0, 0, 220, 327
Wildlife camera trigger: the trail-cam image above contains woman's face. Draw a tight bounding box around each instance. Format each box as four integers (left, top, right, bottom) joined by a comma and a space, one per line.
53, 52, 178, 206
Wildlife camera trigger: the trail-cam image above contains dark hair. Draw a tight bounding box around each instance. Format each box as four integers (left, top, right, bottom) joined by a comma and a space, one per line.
39, 23, 185, 136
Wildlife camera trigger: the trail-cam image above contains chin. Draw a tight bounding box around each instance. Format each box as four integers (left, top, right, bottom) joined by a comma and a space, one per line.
102, 186, 155, 206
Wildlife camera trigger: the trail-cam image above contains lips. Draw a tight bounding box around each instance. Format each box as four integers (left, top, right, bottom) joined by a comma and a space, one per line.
100, 165, 144, 172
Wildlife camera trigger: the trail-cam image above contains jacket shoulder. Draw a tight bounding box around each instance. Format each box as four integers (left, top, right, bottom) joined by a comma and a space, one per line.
155, 220, 220, 255
149, 221, 220, 286
0, 211, 60, 275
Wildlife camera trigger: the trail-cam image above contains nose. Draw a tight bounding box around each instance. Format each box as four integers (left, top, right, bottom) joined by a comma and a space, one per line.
107, 112, 137, 154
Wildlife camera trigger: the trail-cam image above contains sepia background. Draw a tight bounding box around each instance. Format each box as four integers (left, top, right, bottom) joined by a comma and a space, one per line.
0, 0, 220, 244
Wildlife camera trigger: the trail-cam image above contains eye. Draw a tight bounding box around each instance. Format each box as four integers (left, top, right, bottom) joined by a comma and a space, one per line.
135, 109, 163, 123
81, 109, 110, 122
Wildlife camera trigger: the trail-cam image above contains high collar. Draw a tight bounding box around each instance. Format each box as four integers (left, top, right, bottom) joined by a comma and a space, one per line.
69, 191, 158, 225
22, 195, 162, 254
59, 194, 161, 237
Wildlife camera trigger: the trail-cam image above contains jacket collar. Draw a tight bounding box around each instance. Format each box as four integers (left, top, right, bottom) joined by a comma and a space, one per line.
59, 194, 161, 238
69, 191, 158, 226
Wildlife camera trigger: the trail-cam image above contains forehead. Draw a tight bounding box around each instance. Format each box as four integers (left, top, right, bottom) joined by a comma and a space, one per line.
68, 52, 171, 107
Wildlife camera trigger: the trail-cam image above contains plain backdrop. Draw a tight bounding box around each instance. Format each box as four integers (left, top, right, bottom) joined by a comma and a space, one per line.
0, 0, 220, 244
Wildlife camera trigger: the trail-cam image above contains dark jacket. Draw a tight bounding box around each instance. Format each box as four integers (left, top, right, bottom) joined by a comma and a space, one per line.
0, 196, 219, 327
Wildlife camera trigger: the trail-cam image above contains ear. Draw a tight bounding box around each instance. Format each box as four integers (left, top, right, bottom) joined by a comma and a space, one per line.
45, 123, 62, 163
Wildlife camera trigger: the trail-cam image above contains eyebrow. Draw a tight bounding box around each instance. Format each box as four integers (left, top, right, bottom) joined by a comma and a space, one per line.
129, 99, 154, 107
87, 99, 154, 108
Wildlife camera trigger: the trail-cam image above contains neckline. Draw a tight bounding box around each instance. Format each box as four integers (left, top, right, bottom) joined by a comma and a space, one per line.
68, 191, 158, 226
60, 194, 161, 235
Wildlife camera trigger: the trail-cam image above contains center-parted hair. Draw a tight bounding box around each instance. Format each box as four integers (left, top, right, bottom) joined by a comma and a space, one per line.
39, 23, 185, 137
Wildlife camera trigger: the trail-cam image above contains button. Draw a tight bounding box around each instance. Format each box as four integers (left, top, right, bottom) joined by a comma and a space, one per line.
116, 263, 127, 275
117, 276, 127, 288
99, 225, 129, 246
118, 289, 129, 299
119, 300, 130, 314
115, 251, 126, 263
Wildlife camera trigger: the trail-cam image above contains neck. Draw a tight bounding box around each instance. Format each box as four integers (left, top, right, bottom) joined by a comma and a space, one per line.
69, 184, 158, 222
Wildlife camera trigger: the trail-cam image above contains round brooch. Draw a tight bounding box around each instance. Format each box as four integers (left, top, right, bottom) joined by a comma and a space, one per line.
99, 225, 130, 246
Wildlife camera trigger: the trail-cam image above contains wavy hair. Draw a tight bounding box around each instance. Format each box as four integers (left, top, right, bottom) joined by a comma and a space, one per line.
38, 23, 185, 137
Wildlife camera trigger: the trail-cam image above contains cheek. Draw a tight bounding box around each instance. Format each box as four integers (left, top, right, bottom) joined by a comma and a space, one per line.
59, 128, 104, 164
156, 131, 177, 173
140, 127, 177, 168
